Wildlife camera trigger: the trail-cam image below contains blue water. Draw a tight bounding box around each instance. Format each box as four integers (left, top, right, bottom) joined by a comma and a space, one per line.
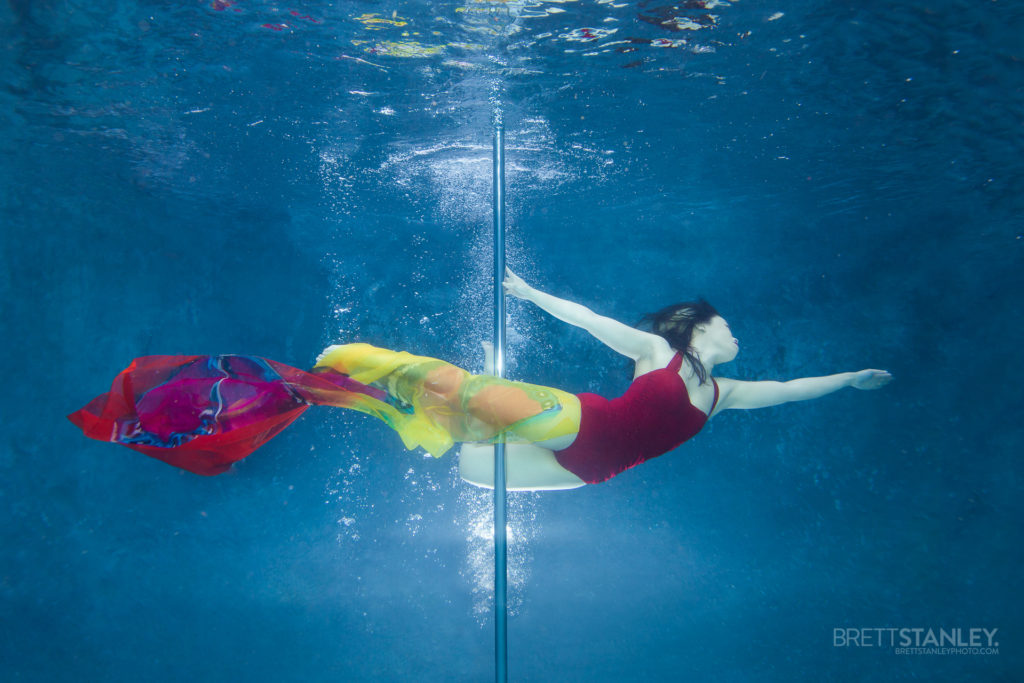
2, 0, 1021, 681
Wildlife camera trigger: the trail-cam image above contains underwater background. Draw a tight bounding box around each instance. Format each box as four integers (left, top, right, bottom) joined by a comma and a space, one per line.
1, 0, 1021, 680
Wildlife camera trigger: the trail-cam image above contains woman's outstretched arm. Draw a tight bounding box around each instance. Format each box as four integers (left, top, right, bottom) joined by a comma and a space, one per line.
715, 370, 893, 411
503, 268, 663, 360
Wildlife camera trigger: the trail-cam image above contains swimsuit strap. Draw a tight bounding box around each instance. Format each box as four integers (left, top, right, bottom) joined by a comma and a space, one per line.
667, 353, 717, 416
668, 352, 684, 372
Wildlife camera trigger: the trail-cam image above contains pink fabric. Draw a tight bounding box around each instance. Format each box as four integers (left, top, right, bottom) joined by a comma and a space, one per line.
68, 355, 380, 476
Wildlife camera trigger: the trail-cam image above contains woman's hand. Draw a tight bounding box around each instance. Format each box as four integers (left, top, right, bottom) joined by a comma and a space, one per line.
503, 268, 534, 300
850, 369, 893, 390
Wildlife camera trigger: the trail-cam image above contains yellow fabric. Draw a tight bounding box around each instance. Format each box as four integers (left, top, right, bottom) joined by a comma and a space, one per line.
312, 343, 580, 457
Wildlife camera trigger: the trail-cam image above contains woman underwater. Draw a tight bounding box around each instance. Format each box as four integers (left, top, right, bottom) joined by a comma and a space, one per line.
69, 269, 892, 489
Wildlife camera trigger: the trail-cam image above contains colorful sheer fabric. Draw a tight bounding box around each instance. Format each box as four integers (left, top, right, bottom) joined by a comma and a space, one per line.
68, 344, 581, 476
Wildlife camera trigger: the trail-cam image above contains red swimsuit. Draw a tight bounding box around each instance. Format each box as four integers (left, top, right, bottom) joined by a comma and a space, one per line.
554, 352, 719, 484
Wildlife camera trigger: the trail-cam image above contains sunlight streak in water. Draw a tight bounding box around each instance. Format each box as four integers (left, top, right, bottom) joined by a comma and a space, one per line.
324, 447, 540, 623
458, 483, 539, 623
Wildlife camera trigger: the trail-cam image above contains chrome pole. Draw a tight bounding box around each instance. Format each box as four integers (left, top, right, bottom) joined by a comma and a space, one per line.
492, 122, 508, 683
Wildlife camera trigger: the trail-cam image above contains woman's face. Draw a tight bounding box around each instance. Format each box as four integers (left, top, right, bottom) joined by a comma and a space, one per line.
701, 316, 739, 361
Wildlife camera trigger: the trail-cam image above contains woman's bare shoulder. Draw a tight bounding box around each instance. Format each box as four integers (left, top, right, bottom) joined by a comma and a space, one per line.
632, 336, 675, 376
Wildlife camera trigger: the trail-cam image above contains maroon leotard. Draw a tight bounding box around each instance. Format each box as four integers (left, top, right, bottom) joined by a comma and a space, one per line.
554, 352, 718, 484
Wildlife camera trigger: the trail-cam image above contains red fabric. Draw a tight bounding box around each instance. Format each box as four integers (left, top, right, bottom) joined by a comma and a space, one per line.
68, 355, 370, 476
554, 353, 719, 484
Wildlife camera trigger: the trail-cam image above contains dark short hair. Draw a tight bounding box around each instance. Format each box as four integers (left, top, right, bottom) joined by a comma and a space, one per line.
637, 299, 719, 384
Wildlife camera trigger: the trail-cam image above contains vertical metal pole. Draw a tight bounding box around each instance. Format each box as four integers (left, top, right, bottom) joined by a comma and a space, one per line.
492, 123, 508, 683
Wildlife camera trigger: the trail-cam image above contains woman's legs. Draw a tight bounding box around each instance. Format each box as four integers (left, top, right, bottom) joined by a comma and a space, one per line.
314, 343, 585, 489
458, 442, 586, 491
394, 356, 581, 446
314, 343, 581, 450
